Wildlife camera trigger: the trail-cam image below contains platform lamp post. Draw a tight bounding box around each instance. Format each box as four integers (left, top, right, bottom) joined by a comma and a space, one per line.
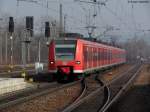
8, 17, 14, 71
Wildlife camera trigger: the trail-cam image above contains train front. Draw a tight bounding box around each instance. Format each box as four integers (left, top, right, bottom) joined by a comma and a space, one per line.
49, 39, 79, 81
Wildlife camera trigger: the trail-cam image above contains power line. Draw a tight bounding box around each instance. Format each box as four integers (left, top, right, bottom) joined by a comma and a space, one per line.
74, 0, 107, 37
103, 5, 133, 31
74, 0, 106, 5
17, 0, 84, 25
93, 0, 134, 38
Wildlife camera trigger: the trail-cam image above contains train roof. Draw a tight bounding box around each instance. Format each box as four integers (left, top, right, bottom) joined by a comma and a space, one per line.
54, 32, 124, 51
59, 33, 84, 38
78, 38, 125, 51
53, 37, 125, 51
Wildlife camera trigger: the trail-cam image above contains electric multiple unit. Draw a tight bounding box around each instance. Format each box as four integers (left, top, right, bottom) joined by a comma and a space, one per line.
48, 38, 126, 81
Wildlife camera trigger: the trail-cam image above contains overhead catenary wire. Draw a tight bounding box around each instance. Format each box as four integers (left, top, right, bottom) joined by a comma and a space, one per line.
131, 3, 138, 36
16, 0, 149, 38
16, 0, 84, 26
94, 0, 133, 39
75, 0, 133, 37
103, 4, 134, 31
74, 0, 103, 37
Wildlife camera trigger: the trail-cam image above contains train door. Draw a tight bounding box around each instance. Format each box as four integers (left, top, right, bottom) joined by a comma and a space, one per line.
119, 51, 121, 63
110, 49, 112, 65
83, 46, 88, 70
91, 47, 93, 68
101, 48, 104, 66
95, 47, 98, 68
98, 48, 101, 67
108, 49, 110, 65
89, 47, 92, 69
86, 46, 90, 69
112, 49, 114, 64
93, 47, 97, 68
100, 48, 102, 66
96, 48, 99, 68
113, 50, 115, 64
116, 50, 118, 64
104, 48, 106, 66
106, 49, 108, 65
115, 50, 117, 64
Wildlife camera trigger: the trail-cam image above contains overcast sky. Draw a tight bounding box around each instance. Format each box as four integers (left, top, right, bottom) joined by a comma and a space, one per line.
0, 0, 150, 40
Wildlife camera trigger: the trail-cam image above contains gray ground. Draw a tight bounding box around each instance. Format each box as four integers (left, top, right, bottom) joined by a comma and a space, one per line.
109, 65, 150, 112
109, 83, 150, 112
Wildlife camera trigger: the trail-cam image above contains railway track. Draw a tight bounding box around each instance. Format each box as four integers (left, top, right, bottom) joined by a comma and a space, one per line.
101, 64, 142, 112
62, 64, 142, 112
0, 82, 58, 109
0, 74, 103, 112
62, 73, 105, 112
0, 64, 141, 112
0, 79, 85, 112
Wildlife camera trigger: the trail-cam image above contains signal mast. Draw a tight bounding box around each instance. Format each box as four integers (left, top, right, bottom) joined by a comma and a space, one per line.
74, 0, 105, 38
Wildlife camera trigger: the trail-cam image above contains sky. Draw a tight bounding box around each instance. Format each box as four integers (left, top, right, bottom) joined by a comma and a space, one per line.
0, 0, 150, 40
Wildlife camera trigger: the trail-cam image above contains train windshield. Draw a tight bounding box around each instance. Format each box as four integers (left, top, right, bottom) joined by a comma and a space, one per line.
55, 40, 77, 60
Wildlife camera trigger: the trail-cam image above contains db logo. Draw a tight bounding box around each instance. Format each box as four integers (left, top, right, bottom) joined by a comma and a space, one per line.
63, 62, 67, 65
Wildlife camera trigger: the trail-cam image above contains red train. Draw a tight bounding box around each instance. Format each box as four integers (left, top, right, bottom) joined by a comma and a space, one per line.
48, 37, 126, 81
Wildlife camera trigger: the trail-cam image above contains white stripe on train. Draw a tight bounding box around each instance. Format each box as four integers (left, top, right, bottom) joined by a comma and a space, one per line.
49, 61, 125, 73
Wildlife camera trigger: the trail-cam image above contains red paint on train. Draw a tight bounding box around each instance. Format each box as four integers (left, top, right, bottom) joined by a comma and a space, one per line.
48, 38, 126, 81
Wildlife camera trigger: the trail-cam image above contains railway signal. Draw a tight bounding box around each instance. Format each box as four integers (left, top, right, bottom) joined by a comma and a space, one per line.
45, 21, 50, 38
9, 17, 14, 34
74, 0, 106, 38
26, 16, 34, 37
8, 17, 15, 68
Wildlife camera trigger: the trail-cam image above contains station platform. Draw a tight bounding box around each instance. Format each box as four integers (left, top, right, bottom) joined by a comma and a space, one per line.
0, 78, 33, 96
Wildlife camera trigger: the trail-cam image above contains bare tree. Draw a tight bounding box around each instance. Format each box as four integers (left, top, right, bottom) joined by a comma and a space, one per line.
109, 35, 119, 46
123, 37, 150, 63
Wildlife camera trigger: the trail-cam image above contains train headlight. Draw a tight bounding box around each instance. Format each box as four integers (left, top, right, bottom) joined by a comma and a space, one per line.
76, 61, 81, 64
50, 61, 54, 64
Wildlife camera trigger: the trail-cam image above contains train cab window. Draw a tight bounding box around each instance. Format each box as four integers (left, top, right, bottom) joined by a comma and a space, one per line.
55, 40, 77, 60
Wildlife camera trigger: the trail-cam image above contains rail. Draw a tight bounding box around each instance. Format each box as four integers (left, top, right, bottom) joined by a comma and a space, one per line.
62, 74, 104, 112
0, 80, 83, 110
100, 64, 142, 112
61, 64, 142, 112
